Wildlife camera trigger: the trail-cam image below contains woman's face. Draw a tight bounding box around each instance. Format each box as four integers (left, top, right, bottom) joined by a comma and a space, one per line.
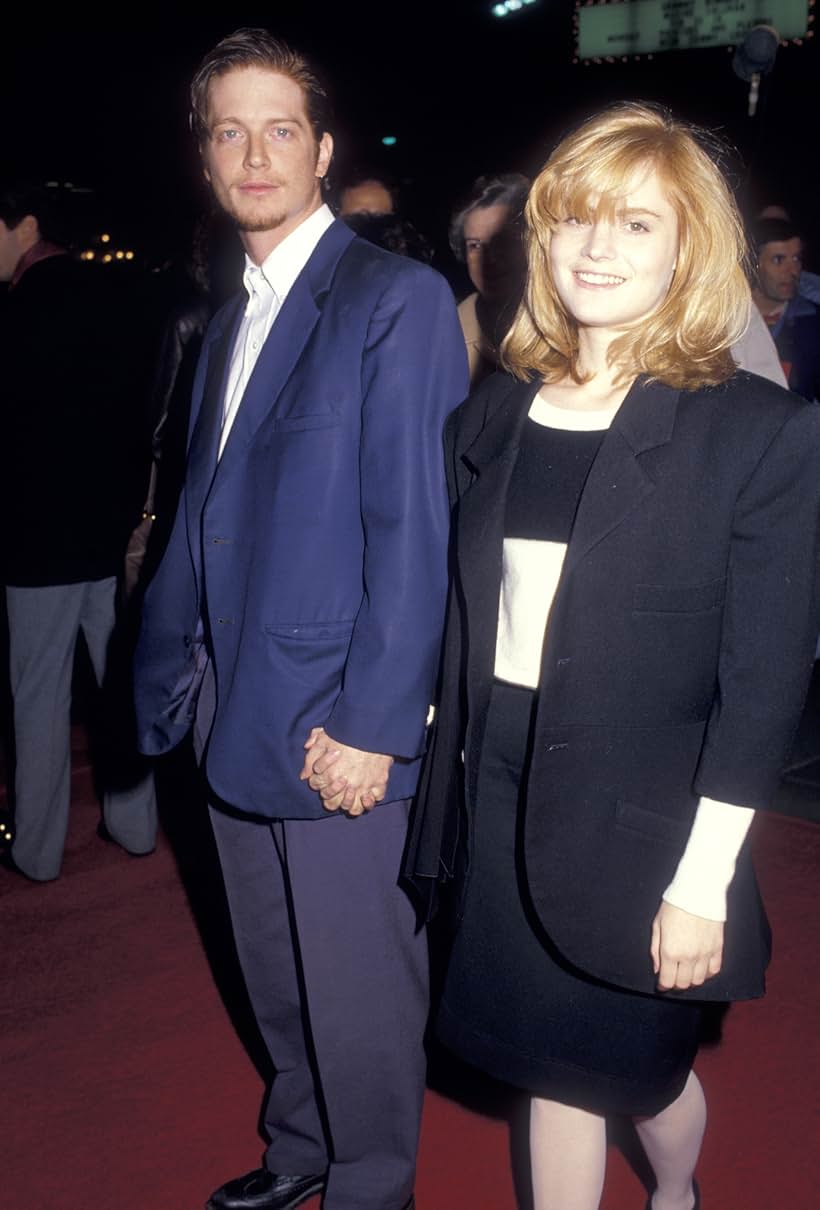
464, 202, 526, 301
548, 166, 679, 338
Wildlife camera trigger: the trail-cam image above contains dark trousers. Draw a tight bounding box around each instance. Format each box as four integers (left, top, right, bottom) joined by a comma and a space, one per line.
197, 666, 428, 1210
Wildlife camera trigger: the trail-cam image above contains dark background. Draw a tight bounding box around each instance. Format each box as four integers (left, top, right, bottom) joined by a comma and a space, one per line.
5, 1, 819, 271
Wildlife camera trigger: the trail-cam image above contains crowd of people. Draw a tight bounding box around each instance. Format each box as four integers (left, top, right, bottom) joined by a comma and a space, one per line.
2, 24, 819, 1210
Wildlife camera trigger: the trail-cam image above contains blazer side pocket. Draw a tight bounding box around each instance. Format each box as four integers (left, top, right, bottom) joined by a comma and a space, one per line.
264, 620, 355, 639
614, 799, 691, 844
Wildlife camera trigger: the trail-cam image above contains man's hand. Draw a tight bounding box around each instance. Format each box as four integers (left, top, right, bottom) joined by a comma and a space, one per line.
651, 900, 724, 992
300, 727, 393, 817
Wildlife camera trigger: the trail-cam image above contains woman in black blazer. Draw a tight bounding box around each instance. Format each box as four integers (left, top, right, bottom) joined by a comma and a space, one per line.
408, 104, 820, 1210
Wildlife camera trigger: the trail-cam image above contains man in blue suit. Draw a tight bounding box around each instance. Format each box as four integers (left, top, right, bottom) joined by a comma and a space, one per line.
134, 28, 467, 1210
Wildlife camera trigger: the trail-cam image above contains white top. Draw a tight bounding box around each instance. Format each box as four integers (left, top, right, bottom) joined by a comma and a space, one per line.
219, 204, 335, 457
494, 394, 621, 689
494, 388, 753, 921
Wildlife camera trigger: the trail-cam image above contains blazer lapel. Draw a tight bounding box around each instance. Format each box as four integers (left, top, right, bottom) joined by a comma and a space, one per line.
562, 376, 680, 578
216, 219, 355, 476
185, 297, 244, 541
458, 376, 540, 582
457, 376, 541, 707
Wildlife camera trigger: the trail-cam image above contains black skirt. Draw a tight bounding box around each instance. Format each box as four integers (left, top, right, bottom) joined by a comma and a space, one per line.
437, 681, 702, 1117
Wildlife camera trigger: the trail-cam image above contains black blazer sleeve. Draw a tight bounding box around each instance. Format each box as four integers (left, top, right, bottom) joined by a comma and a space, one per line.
694, 403, 820, 807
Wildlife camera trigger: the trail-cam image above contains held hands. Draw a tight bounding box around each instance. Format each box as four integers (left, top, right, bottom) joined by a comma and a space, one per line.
300, 727, 394, 817
651, 900, 724, 992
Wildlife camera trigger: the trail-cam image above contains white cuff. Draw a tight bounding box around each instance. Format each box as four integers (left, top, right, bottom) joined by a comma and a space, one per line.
661, 797, 755, 922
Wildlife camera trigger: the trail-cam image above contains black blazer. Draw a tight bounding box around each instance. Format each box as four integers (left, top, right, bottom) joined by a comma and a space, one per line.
1, 257, 150, 586
407, 370, 820, 1002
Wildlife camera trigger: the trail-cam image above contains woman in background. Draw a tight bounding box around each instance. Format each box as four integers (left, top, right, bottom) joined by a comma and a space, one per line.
409, 104, 820, 1210
449, 173, 530, 387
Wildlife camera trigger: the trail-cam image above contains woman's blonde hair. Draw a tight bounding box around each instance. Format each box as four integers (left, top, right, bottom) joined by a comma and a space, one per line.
502, 103, 751, 389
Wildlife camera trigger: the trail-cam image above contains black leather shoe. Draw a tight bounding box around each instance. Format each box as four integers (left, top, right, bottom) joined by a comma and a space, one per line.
645, 1180, 700, 1210
206, 1168, 325, 1210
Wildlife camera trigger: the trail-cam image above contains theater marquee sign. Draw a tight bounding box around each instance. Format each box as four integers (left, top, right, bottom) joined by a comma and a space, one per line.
575, 0, 810, 60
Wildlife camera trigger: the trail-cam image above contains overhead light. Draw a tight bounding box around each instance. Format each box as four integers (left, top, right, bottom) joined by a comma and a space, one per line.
491, 0, 538, 15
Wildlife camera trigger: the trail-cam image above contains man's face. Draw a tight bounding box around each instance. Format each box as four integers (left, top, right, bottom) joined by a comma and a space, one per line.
338, 180, 393, 217
202, 66, 333, 254
757, 237, 803, 305
0, 219, 25, 282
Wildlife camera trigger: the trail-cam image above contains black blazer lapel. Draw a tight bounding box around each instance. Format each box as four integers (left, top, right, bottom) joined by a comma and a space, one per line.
562, 377, 680, 578
456, 376, 541, 711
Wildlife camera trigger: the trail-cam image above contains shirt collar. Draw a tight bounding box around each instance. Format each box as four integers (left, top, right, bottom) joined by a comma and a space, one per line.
242, 203, 335, 307
10, 239, 67, 289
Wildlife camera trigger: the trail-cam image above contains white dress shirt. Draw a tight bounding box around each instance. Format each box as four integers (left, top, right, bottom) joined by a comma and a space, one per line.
219, 203, 335, 458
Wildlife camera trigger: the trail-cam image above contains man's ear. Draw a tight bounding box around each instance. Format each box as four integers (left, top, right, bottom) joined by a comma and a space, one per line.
316, 132, 334, 181
19, 214, 40, 247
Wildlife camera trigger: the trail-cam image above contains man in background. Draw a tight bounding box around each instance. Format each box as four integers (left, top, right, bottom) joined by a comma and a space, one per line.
0, 181, 157, 880
751, 218, 820, 401
336, 166, 397, 217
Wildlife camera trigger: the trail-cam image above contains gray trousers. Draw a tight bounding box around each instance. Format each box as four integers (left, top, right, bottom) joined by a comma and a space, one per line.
7, 579, 157, 880
196, 665, 428, 1210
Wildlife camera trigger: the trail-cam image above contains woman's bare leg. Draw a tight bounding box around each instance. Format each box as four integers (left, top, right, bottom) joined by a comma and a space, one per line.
634, 1070, 705, 1210
529, 1097, 607, 1210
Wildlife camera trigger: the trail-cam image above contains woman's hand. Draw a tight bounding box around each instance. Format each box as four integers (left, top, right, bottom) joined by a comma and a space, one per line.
650, 900, 724, 991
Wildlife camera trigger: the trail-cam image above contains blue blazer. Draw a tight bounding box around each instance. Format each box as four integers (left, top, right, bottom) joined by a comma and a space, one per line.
134, 219, 468, 818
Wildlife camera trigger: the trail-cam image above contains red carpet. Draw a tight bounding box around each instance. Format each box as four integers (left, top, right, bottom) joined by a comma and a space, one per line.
1, 729, 818, 1210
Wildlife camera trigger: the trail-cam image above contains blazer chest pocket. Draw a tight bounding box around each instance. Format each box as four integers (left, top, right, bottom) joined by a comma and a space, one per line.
273, 414, 340, 433
632, 577, 725, 614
